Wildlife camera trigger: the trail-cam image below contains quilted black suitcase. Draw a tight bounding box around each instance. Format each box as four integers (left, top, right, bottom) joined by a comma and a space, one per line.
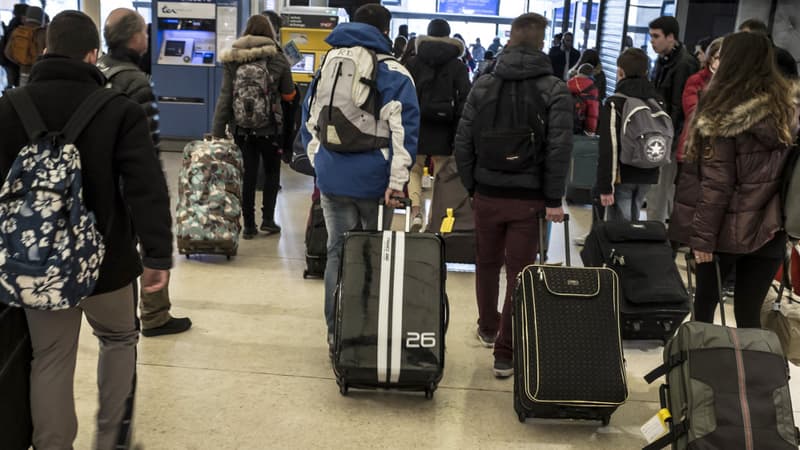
513, 215, 627, 424
580, 221, 691, 342
333, 202, 448, 398
0, 304, 33, 450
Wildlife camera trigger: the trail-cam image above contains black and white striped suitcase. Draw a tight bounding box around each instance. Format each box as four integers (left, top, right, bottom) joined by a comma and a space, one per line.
513, 216, 627, 425
333, 202, 447, 398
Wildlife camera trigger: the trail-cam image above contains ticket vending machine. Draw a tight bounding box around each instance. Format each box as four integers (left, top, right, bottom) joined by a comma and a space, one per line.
280, 7, 345, 87
152, 0, 248, 139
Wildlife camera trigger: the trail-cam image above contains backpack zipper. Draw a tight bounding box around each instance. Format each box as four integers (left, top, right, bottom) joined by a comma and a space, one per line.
328, 61, 343, 121
728, 328, 754, 450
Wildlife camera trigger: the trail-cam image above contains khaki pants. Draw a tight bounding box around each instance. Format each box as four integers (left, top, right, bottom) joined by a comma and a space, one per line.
407, 155, 447, 215
139, 283, 172, 330
25, 284, 138, 450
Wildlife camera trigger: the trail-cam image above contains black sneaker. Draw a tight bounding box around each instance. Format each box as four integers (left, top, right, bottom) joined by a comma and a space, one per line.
242, 226, 257, 240
260, 221, 281, 234
142, 317, 192, 337
476, 327, 497, 348
493, 358, 513, 378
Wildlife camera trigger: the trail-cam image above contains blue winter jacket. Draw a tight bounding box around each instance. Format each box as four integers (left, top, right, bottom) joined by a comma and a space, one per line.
301, 22, 419, 200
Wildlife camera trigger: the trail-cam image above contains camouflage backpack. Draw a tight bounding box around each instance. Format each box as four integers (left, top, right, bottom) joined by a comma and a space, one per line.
232, 60, 280, 131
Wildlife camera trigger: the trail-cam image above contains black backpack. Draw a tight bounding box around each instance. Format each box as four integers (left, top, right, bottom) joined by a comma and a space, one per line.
415, 61, 457, 123
473, 75, 547, 173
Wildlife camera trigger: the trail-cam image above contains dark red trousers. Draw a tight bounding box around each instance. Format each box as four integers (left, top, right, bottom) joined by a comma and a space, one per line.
473, 193, 544, 361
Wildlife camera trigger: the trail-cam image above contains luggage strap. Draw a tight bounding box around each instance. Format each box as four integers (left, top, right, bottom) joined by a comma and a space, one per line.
642, 420, 688, 450
644, 351, 687, 384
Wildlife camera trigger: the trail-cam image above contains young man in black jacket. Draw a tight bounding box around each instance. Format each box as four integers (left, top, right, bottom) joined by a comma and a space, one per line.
596, 48, 662, 221
99, 8, 192, 338
404, 18, 471, 230
0, 11, 173, 449
455, 13, 571, 378
646, 16, 698, 224
739, 19, 798, 80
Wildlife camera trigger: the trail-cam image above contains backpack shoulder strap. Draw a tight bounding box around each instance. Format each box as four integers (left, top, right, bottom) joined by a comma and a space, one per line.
61, 89, 123, 144
6, 89, 48, 142
100, 64, 139, 84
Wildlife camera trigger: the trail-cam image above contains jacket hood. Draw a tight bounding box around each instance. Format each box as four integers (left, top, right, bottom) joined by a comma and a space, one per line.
415, 35, 464, 65
695, 80, 800, 145
326, 22, 392, 54
493, 45, 554, 80
219, 36, 279, 63
616, 76, 661, 101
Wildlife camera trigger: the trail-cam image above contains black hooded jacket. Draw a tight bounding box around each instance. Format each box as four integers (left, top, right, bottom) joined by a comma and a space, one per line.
404, 35, 471, 156
454, 45, 573, 207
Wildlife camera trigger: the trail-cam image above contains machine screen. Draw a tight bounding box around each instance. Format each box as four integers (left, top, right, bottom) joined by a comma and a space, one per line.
164, 41, 185, 57
292, 53, 316, 74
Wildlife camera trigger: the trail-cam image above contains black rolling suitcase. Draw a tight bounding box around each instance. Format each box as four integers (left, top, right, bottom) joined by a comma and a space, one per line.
580, 221, 690, 342
333, 201, 448, 398
0, 305, 33, 450
513, 215, 627, 425
303, 193, 327, 279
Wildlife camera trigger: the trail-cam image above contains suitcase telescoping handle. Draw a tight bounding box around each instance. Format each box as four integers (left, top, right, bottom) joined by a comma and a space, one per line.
378, 198, 412, 233
538, 212, 571, 266
684, 253, 727, 327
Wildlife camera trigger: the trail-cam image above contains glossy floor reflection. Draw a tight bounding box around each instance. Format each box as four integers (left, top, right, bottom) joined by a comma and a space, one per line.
68, 151, 800, 449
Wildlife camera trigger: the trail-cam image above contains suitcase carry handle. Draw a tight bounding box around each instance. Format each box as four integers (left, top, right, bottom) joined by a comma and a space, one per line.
684, 253, 727, 327
538, 212, 571, 266
378, 198, 412, 232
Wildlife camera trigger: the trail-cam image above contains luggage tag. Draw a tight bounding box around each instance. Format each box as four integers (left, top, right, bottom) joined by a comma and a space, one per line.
641, 408, 672, 444
440, 208, 455, 234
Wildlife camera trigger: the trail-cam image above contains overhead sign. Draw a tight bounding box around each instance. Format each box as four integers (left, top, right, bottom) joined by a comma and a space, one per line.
437, 0, 499, 16
158, 1, 216, 19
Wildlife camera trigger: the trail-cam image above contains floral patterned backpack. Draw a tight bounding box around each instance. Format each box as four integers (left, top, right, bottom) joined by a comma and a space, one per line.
0, 89, 120, 310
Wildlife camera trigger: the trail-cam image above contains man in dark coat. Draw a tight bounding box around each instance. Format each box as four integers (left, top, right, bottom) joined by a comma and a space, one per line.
455, 13, 571, 378
0, 11, 172, 449
404, 18, 471, 229
548, 31, 580, 80
98, 8, 192, 337
739, 19, 798, 79
646, 16, 699, 224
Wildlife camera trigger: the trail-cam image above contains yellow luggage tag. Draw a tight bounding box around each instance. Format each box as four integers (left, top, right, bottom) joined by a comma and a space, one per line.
440, 208, 455, 234
641, 408, 672, 443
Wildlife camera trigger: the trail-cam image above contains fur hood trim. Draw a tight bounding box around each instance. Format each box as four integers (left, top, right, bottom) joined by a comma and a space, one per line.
696, 80, 800, 138
416, 35, 465, 56
219, 36, 279, 63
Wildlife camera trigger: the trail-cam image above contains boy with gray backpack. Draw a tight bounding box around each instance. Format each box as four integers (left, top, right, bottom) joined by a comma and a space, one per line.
596, 48, 672, 222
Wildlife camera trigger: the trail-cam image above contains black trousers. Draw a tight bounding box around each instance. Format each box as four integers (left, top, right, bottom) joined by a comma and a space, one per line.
235, 134, 281, 226
694, 234, 785, 328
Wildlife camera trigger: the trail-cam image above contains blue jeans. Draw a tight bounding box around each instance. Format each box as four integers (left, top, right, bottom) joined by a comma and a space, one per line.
320, 194, 391, 336
606, 183, 650, 222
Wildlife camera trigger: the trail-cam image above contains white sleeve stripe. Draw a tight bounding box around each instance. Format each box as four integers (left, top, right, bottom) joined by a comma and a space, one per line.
610, 101, 619, 188
381, 99, 412, 191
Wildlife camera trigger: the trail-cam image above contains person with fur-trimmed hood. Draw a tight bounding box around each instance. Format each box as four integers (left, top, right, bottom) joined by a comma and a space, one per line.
404, 18, 471, 229
212, 15, 295, 239
670, 32, 800, 329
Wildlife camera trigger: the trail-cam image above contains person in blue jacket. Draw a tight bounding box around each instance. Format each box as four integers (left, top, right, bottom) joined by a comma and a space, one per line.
301, 4, 419, 354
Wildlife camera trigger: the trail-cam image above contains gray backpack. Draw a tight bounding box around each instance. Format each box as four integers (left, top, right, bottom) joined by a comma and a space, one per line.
232, 60, 279, 131
612, 94, 673, 169
307, 46, 395, 152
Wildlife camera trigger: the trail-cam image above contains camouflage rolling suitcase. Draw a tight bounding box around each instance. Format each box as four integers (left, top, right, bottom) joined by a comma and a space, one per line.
176, 138, 243, 259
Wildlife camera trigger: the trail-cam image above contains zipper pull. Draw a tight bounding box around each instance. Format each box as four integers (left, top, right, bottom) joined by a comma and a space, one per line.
537, 267, 544, 281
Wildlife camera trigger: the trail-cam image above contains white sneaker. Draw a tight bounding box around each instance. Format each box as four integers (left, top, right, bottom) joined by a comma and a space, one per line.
574, 234, 587, 246
411, 214, 423, 232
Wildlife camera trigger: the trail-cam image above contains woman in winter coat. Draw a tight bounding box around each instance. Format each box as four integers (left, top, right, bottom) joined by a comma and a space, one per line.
212, 15, 295, 239
567, 63, 600, 134
568, 49, 606, 101
676, 37, 722, 162
670, 31, 800, 328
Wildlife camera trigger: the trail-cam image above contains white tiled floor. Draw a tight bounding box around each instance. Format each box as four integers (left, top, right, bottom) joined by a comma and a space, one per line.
68, 151, 800, 449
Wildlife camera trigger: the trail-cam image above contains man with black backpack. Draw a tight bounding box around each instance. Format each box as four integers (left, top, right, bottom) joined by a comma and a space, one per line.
301, 4, 419, 351
0, 11, 172, 449
404, 18, 471, 230
455, 13, 571, 378
99, 8, 192, 338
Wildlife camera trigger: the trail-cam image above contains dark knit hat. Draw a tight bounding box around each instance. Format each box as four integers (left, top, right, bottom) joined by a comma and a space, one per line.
25, 6, 44, 24
427, 19, 450, 38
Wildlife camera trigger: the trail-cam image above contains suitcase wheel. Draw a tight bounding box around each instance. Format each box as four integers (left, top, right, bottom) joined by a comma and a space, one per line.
185, 254, 190, 259
338, 381, 348, 396
601, 416, 610, 427
517, 412, 526, 423
226, 255, 231, 261
303, 270, 309, 279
